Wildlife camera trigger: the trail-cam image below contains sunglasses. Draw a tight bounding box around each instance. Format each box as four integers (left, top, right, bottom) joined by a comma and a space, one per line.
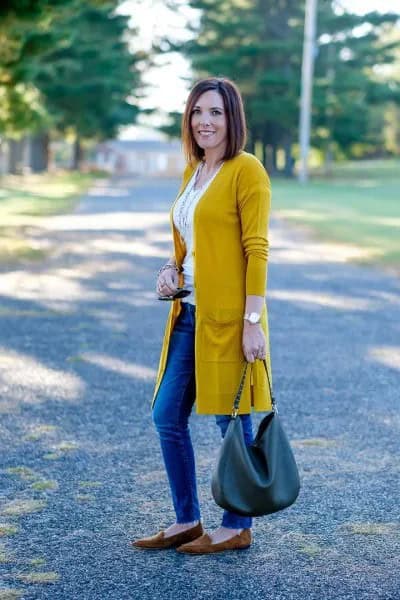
158, 288, 191, 301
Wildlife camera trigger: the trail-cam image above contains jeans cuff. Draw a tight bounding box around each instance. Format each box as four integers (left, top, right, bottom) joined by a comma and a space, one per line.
176, 511, 201, 524
222, 513, 252, 529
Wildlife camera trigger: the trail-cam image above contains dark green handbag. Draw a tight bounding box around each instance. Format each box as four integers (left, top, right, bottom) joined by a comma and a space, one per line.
211, 360, 300, 517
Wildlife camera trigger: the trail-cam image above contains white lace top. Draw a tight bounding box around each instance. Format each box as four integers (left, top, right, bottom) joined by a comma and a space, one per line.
173, 162, 224, 305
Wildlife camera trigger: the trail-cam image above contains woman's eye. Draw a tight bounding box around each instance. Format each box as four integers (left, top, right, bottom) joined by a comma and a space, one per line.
191, 109, 222, 116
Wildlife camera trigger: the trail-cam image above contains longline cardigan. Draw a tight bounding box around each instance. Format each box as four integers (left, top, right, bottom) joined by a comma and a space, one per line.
152, 151, 272, 415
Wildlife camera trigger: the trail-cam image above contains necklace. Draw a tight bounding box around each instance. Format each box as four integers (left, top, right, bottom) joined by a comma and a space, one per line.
193, 160, 223, 190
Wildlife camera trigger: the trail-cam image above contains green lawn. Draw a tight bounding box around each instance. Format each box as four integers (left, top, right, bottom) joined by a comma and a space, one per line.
0, 172, 101, 263
1, 162, 399, 271
271, 159, 400, 271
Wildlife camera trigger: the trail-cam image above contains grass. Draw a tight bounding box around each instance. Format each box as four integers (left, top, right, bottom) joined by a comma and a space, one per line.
30, 480, 58, 492
7, 466, 58, 491
26, 558, 46, 567
343, 522, 398, 536
2, 161, 398, 271
284, 532, 325, 558
53, 441, 79, 452
14, 572, 59, 584
75, 494, 95, 503
0, 543, 13, 564
0, 524, 19, 537
271, 159, 400, 270
0, 171, 102, 263
23, 424, 58, 442
1, 500, 47, 517
291, 437, 338, 448
42, 452, 62, 461
6, 467, 38, 481
78, 481, 102, 488
0, 590, 24, 599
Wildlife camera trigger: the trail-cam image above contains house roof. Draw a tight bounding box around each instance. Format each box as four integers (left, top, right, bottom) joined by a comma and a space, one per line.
97, 140, 182, 153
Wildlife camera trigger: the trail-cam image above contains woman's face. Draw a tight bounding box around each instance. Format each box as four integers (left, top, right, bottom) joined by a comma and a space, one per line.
190, 90, 227, 155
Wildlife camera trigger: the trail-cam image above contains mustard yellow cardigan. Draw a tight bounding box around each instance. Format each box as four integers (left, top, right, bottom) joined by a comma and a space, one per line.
152, 151, 272, 415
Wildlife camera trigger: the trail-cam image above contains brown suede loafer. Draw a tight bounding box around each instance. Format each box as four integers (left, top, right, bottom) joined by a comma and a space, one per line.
131, 522, 204, 550
176, 528, 252, 554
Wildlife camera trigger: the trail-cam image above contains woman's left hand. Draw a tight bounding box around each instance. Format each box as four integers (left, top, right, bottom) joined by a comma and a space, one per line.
242, 322, 266, 363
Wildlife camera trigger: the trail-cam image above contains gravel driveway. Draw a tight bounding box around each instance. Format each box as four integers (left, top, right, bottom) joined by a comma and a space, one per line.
0, 175, 399, 600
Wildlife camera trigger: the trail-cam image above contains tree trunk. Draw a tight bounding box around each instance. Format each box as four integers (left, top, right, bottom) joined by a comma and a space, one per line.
7, 139, 24, 174
259, 139, 265, 167
22, 136, 31, 173
0, 139, 7, 175
265, 145, 273, 173
261, 127, 270, 169
271, 145, 278, 173
247, 129, 256, 155
283, 134, 294, 177
323, 146, 333, 176
30, 133, 49, 172
71, 136, 82, 170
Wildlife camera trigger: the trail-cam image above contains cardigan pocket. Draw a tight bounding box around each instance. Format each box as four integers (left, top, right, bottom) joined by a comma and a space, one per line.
199, 317, 243, 362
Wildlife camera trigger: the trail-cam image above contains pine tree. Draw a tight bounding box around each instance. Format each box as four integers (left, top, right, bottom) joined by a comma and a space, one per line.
32, 5, 143, 168
313, 8, 400, 163
0, 1, 145, 170
162, 0, 400, 172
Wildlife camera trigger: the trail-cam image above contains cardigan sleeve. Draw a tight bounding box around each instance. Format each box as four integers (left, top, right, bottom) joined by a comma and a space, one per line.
237, 155, 271, 296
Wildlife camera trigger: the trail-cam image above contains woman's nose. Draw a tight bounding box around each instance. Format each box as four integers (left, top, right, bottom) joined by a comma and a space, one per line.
199, 115, 211, 127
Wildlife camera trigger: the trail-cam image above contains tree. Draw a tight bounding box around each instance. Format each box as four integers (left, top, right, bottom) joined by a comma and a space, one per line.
313, 9, 400, 163
0, 1, 144, 170
0, 0, 79, 137
161, 0, 400, 173
32, 5, 143, 168
162, 0, 304, 174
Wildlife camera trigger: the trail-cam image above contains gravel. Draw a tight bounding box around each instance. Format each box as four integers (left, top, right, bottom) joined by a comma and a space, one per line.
0, 175, 399, 600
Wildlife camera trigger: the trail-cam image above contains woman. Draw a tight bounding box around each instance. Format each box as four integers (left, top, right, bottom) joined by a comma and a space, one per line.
132, 77, 272, 554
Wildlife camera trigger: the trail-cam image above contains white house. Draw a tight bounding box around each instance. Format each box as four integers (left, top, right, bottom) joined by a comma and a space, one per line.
94, 139, 185, 177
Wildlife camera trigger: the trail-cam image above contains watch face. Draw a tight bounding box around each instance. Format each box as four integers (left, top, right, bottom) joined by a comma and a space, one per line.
249, 312, 260, 324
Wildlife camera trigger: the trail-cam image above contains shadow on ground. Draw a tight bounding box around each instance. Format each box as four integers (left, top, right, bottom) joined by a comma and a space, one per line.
0, 176, 399, 600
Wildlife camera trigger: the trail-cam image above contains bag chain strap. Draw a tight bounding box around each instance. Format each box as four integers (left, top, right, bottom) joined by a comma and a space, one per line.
231, 360, 276, 418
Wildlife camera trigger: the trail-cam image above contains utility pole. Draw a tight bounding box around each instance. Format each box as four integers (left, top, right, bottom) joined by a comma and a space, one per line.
298, 0, 318, 183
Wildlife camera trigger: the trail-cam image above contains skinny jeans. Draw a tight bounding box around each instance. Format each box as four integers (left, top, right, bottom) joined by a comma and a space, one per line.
152, 302, 253, 529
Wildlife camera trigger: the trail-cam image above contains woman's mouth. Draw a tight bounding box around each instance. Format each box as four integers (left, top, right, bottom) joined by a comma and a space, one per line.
198, 131, 215, 137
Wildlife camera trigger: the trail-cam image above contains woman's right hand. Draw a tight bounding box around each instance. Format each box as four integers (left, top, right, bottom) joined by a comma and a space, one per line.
157, 264, 179, 297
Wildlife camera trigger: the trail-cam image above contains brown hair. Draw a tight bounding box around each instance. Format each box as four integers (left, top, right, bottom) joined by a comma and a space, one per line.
182, 77, 247, 165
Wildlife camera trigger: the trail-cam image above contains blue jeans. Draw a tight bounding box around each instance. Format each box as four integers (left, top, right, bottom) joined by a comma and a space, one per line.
152, 302, 253, 529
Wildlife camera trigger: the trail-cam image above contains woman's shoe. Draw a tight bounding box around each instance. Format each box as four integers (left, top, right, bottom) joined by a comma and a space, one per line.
131, 522, 204, 550
176, 528, 252, 554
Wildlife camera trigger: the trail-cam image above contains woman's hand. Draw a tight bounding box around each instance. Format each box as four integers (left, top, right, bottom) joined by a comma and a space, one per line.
157, 264, 179, 297
242, 322, 266, 363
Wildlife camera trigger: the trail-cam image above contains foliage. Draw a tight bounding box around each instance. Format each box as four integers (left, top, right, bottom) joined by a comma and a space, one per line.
33, 7, 141, 145
313, 9, 400, 159
0, 0, 144, 167
161, 1, 400, 172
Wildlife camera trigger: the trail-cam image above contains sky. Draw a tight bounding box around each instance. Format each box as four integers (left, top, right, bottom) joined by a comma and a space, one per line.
118, 0, 198, 136
118, 0, 400, 138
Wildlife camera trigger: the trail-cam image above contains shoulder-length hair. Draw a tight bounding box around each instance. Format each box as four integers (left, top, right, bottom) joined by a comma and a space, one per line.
182, 77, 247, 166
